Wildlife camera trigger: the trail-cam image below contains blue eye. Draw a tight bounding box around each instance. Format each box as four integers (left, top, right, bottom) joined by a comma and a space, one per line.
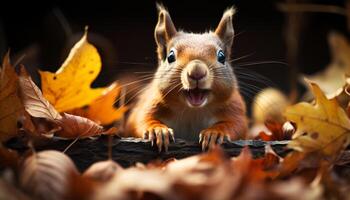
217, 50, 225, 64
167, 50, 176, 63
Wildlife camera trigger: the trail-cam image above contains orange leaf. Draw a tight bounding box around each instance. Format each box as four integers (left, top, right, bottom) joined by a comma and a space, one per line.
69, 82, 128, 125
232, 146, 280, 180
257, 121, 293, 141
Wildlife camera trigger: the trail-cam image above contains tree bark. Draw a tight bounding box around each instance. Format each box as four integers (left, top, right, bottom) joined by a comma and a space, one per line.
31, 136, 289, 171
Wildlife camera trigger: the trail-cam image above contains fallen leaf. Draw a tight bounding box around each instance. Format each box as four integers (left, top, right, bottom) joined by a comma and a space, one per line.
255, 120, 292, 141
54, 113, 105, 139
0, 52, 23, 142
285, 81, 350, 157
66, 172, 99, 200
40, 29, 106, 112
18, 66, 61, 120
83, 160, 122, 182
20, 150, 79, 200
269, 177, 323, 200
278, 151, 306, 177
69, 82, 128, 125
18, 66, 110, 139
231, 146, 279, 181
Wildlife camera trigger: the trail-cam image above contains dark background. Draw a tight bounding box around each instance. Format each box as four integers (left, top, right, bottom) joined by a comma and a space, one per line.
0, 0, 347, 108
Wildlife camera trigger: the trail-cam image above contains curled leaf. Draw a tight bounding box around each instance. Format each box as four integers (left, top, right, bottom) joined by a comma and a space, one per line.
18, 66, 61, 120
83, 160, 122, 182
54, 113, 105, 139
20, 150, 79, 200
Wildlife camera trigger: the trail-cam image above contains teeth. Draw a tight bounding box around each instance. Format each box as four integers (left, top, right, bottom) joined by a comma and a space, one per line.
185, 88, 208, 106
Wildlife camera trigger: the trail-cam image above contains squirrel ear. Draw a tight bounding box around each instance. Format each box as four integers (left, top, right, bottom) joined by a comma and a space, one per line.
154, 4, 177, 60
215, 7, 236, 54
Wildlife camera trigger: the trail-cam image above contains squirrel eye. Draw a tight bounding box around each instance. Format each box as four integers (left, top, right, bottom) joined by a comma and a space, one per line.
167, 50, 176, 63
217, 50, 225, 64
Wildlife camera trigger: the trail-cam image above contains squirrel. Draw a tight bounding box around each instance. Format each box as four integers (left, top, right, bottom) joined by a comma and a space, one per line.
125, 5, 248, 152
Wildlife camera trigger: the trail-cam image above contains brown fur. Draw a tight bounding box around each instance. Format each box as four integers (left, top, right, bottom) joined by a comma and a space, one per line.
125, 5, 247, 148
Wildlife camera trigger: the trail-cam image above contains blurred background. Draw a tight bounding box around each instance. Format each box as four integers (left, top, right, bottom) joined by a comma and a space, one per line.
0, 0, 348, 113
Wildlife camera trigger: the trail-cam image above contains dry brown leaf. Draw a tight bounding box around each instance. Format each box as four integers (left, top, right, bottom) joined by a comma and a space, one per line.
254, 121, 293, 141
285, 81, 350, 158
83, 160, 122, 182
231, 146, 280, 181
18, 66, 111, 139
54, 113, 105, 139
66, 172, 99, 200
278, 151, 306, 177
20, 150, 79, 200
0, 52, 23, 142
18, 66, 61, 120
69, 82, 128, 125
268, 178, 323, 200
94, 147, 286, 200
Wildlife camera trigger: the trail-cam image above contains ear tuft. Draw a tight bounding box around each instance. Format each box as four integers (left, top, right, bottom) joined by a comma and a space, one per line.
156, 2, 166, 12
215, 6, 236, 56
222, 6, 236, 19
154, 3, 177, 61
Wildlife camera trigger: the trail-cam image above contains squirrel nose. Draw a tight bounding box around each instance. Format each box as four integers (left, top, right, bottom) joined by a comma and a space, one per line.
188, 71, 207, 80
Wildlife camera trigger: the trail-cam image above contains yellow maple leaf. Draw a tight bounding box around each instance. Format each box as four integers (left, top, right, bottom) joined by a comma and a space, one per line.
285, 81, 350, 157
0, 52, 23, 142
69, 82, 128, 125
40, 29, 106, 112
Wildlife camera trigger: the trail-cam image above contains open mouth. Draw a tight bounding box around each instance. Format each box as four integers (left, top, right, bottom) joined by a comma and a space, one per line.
183, 88, 210, 107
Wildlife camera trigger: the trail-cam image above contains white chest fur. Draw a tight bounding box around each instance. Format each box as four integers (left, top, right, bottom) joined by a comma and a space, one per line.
161, 108, 217, 141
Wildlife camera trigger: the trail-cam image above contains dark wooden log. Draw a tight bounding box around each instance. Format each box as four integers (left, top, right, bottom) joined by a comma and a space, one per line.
28, 136, 290, 171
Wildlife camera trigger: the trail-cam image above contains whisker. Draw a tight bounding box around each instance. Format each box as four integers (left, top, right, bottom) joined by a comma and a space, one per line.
162, 82, 183, 100
227, 53, 254, 63
234, 60, 287, 67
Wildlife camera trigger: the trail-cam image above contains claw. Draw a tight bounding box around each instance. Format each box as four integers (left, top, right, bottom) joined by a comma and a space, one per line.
143, 126, 174, 152
155, 129, 163, 152
225, 134, 232, 142
199, 133, 203, 143
209, 132, 218, 149
143, 131, 148, 139
217, 135, 224, 144
199, 128, 231, 151
202, 134, 209, 151
169, 128, 175, 142
148, 129, 155, 146
162, 128, 170, 152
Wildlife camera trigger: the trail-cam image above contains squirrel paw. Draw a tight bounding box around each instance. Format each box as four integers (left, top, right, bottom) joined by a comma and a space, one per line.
199, 128, 231, 151
143, 125, 175, 152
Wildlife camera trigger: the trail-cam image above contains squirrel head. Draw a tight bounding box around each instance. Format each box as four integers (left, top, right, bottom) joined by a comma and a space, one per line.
154, 4, 238, 108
